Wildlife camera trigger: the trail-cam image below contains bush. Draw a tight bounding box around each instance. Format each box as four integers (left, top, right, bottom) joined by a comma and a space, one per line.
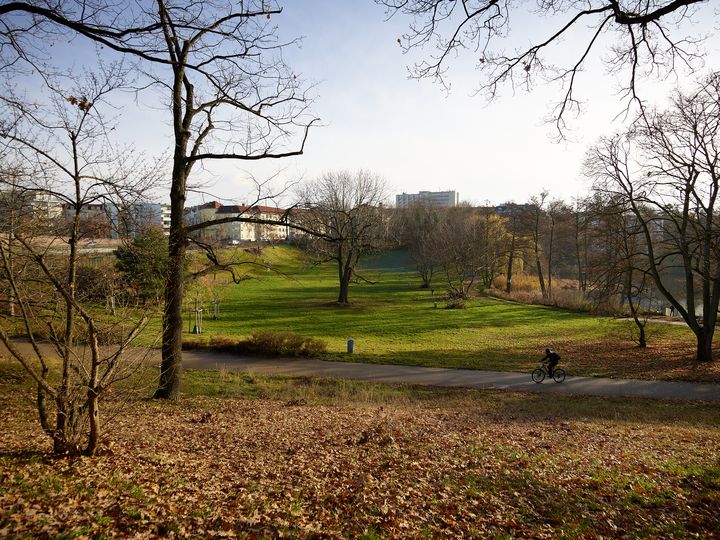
245, 331, 327, 357
183, 331, 327, 357
551, 288, 594, 312
75, 262, 117, 303
492, 273, 540, 293
445, 298, 466, 309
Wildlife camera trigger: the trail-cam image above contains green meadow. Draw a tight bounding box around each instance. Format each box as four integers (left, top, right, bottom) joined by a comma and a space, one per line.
169, 245, 707, 379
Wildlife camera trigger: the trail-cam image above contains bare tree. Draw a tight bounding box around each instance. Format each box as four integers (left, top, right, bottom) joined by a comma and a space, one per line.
476, 206, 507, 290
586, 195, 651, 346
436, 207, 476, 299
396, 204, 442, 288
380, 0, 707, 133
529, 191, 549, 298
500, 203, 532, 293
297, 170, 389, 305
432, 205, 488, 300
0, 69, 155, 455
587, 73, 720, 361
572, 197, 591, 293
544, 199, 577, 300
0, 1, 318, 398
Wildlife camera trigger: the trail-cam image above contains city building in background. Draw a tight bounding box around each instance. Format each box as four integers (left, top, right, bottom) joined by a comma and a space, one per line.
395, 190, 459, 208
185, 201, 290, 243
109, 202, 172, 239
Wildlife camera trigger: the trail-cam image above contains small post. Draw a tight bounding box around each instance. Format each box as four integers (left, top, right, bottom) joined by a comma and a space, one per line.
191, 297, 202, 334
347, 337, 354, 354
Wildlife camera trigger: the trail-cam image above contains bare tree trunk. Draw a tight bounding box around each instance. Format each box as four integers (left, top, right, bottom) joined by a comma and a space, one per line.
535, 258, 546, 297
697, 329, 714, 362
338, 274, 350, 304
155, 39, 192, 399
6, 229, 14, 317
155, 203, 187, 399
337, 249, 352, 304
547, 216, 555, 300
574, 207, 587, 292
625, 270, 646, 347
86, 389, 100, 456
506, 230, 515, 293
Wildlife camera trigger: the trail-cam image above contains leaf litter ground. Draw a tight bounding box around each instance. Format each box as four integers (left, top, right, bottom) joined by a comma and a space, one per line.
1, 377, 719, 538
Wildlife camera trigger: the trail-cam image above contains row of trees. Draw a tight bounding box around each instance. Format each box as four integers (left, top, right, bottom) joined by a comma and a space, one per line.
587, 73, 720, 362
394, 74, 720, 363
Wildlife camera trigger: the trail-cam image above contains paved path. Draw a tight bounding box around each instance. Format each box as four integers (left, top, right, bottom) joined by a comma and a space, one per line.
3, 341, 719, 401
181, 350, 720, 402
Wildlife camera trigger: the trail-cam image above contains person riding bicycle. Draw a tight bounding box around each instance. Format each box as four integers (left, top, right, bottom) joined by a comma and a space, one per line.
541, 348, 560, 377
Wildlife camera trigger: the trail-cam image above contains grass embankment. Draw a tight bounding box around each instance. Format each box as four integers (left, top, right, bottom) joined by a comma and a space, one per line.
1, 360, 719, 538
169, 245, 720, 382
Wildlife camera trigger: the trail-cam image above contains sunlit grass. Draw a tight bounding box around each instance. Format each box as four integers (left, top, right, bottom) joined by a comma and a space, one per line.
138, 245, 703, 377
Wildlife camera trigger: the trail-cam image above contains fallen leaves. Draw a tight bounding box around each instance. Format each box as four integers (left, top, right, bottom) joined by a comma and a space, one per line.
1, 389, 719, 538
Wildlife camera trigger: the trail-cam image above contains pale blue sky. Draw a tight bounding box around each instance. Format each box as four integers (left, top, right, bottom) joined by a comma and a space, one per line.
26, 1, 718, 206
204, 1, 715, 206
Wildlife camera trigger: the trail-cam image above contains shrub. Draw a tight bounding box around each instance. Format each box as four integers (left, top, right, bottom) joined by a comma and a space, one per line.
75, 262, 117, 303
182, 331, 327, 357
492, 273, 540, 293
445, 298, 466, 309
551, 288, 594, 312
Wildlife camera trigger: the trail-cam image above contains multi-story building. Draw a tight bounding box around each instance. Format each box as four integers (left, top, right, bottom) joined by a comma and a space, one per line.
0, 190, 64, 233
185, 201, 290, 243
109, 201, 172, 239
28, 192, 64, 218
395, 190, 459, 208
64, 203, 113, 238
160, 204, 171, 234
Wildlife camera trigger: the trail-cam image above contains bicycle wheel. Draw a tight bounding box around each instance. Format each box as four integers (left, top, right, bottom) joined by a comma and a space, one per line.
532, 368, 545, 383
552, 368, 566, 383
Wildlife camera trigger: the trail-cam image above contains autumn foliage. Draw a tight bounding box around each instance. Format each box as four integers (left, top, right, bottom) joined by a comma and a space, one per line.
1, 365, 719, 538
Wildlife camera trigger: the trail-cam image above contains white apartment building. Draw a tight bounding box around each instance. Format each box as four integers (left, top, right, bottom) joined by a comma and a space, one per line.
185, 201, 290, 243
395, 190, 459, 208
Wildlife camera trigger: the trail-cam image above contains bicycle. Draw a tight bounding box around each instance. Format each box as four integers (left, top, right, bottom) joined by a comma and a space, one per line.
532, 363, 566, 383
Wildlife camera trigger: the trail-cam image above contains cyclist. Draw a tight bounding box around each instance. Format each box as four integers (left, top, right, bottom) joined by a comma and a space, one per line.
540, 348, 560, 377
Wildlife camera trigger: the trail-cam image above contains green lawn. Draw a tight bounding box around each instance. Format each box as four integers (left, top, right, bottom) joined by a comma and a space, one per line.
166, 245, 717, 381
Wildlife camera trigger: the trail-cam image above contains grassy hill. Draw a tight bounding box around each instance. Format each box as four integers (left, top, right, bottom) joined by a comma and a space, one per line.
173, 245, 718, 382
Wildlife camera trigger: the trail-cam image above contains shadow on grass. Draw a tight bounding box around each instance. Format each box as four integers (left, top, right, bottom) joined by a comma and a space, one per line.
212, 295, 585, 339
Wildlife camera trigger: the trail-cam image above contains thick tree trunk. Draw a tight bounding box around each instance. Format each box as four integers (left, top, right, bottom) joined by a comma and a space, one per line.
155, 50, 191, 399
52, 398, 80, 455
338, 278, 349, 304
696, 329, 714, 362
338, 263, 351, 304
154, 156, 188, 398
53, 400, 68, 454
155, 227, 186, 399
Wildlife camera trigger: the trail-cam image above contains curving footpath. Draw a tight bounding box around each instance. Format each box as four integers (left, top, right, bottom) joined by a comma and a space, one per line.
2, 341, 719, 401
181, 350, 720, 402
